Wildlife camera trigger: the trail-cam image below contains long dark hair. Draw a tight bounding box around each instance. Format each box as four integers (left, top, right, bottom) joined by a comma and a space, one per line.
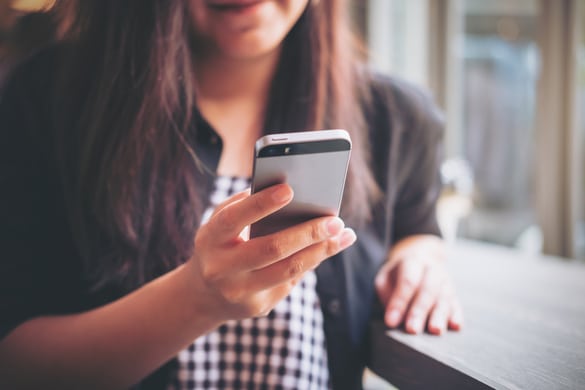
54, 0, 379, 296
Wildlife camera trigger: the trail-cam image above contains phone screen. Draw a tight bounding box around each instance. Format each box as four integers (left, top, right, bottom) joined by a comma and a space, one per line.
250, 136, 351, 238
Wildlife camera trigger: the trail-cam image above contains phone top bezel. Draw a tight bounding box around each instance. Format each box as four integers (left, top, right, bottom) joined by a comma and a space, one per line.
255, 129, 352, 158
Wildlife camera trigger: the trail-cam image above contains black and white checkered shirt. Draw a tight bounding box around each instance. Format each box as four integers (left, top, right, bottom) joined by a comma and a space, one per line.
170, 176, 330, 389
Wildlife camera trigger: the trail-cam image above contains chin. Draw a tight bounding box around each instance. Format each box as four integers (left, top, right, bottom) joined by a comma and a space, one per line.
217, 33, 282, 60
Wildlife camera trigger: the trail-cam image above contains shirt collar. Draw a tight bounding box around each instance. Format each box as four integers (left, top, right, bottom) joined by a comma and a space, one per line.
192, 108, 222, 175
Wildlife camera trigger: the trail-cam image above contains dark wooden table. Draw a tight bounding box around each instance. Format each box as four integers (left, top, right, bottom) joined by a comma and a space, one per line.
368, 240, 585, 390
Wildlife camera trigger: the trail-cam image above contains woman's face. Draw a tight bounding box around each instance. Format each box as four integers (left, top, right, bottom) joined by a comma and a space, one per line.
190, 0, 310, 60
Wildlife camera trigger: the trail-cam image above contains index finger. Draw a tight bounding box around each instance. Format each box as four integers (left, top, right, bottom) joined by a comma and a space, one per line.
384, 261, 424, 328
208, 184, 293, 240
204, 189, 251, 223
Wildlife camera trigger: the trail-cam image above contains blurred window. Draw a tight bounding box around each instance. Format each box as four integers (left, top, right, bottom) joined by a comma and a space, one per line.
365, 0, 584, 259
459, 0, 541, 250
366, 0, 430, 88
366, 0, 542, 250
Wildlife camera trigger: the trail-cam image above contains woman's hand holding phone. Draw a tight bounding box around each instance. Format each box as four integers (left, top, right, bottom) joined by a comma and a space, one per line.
186, 183, 356, 322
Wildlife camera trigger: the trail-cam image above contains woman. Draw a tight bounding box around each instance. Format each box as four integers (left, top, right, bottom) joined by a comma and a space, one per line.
0, 0, 462, 389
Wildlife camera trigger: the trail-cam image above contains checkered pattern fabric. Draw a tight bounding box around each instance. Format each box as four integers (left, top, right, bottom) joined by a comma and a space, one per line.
170, 176, 330, 390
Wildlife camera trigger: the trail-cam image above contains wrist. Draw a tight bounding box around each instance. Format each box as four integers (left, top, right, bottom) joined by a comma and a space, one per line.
175, 260, 226, 328
390, 234, 445, 263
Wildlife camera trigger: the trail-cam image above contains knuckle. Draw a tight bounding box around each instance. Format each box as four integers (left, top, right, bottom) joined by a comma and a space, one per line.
408, 308, 423, 319
289, 277, 301, 288
400, 275, 419, 292
438, 286, 452, 302
390, 298, 407, 311
221, 285, 244, 305
216, 207, 237, 232
417, 290, 435, 308
200, 262, 218, 282
325, 237, 340, 256
433, 302, 449, 317
245, 297, 270, 318
263, 238, 285, 259
255, 307, 272, 318
287, 258, 304, 278
309, 222, 324, 242
253, 193, 265, 212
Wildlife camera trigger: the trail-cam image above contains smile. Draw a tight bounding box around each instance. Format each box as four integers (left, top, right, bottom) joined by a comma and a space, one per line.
207, 0, 265, 12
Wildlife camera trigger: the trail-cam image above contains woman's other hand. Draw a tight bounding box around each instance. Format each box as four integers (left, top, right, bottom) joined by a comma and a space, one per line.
187, 183, 356, 322
375, 235, 463, 335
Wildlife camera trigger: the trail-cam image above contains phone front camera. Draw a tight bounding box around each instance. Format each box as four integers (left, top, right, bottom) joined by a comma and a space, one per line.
284, 146, 292, 154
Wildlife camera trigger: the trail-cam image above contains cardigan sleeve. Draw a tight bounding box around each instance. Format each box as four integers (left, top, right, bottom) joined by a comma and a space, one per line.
374, 79, 444, 242
388, 79, 445, 242
0, 51, 77, 340
1, 71, 43, 339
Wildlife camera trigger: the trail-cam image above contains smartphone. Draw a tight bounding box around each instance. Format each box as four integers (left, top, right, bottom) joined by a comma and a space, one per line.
250, 129, 351, 238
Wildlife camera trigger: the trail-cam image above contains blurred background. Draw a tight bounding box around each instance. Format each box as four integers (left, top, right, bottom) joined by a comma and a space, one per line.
1, 0, 584, 261
354, 0, 585, 261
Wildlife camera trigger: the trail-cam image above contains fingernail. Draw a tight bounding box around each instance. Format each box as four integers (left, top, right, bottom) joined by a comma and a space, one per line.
271, 185, 292, 203
325, 218, 344, 237
408, 317, 423, 334
338, 228, 356, 248
429, 321, 445, 335
386, 309, 401, 327
449, 317, 463, 330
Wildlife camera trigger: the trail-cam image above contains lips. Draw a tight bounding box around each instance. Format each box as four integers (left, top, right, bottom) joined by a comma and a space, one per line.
206, 0, 264, 9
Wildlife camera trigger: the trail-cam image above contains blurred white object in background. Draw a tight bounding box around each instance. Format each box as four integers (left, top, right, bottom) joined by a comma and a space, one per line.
514, 224, 543, 255
438, 157, 474, 243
